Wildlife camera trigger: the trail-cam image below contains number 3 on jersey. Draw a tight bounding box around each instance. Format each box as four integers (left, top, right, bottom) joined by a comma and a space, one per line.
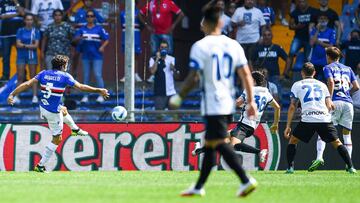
212, 53, 233, 80
302, 84, 323, 103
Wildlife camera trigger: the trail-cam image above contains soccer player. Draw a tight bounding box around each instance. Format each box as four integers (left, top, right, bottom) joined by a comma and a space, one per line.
284, 62, 356, 174
7, 55, 109, 172
169, 3, 258, 197
308, 47, 360, 172
192, 71, 280, 166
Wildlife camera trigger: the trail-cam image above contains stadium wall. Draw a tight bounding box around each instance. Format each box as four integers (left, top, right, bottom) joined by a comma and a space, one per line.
0, 122, 358, 171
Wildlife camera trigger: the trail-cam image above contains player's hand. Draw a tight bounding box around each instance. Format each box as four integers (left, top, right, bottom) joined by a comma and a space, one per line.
270, 124, 278, 134
7, 95, 14, 105
169, 94, 182, 109
99, 88, 109, 100
284, 127, 291, 140
246, 101, 257, 120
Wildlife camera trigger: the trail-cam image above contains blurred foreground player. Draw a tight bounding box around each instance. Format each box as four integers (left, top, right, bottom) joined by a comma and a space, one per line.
192, 71, 280, 167
7, 55, 109, 172
169, 3, 258, 197
284, 62, 356, 174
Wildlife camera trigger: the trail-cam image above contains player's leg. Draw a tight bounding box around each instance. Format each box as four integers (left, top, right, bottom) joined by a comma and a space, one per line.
308, 135, 326, 172
35, 108, 64, 172
230, 124, 262, 155
61, 106, 88, 136
318, 123, 356, 173
338, 102, 354, 159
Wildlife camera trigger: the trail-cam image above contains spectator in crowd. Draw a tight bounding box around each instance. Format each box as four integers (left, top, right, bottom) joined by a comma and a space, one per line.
288, 0, 317, 77
251, 28, 290, 83
72, 0, 105, 79
74, 0, 104, 28
340, 0, 359, 43
74, 10, 109, 103
138, 0, 184, 55
271, 0, 289, 26
317, 0, 342, 46
341, 30, 360, 73
148, 40, 176, 111
0, 0, 26, 81
42, 9, 75, 69
216, 0, 232, 36
258, 0, 275, 27
231, 0, 266, 64
31, 0, 63, 34
309, 14, 336, 81
14, 13, 40, 104
260, 68, 280, 103
227, 2, 238, 17
120, 0, 142, 82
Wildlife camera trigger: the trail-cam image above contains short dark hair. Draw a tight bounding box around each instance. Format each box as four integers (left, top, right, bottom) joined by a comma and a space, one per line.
202, 3, 222, 26
53, 9, 63, 17
52, 55, 69, 70
252, 71, 267, 87
159, 40, 169, 47
301, 62, 315, 76
24, 13, 34, 19
325, 46, 343, 61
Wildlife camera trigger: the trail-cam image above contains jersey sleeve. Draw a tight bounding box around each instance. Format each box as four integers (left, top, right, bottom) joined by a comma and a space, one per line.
290, 83, 299, 100
65, 73, 76, 87
267, 90, 274, 104
350, 69, 356, 82
34, 70, 44, 81
189, 43, 204, 70
323, 66, 333, 79
169, 1, 181, 15
99, 27, 109, 40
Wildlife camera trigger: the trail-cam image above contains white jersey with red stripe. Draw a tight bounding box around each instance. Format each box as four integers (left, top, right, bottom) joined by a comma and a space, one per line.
35, 70, 76, 113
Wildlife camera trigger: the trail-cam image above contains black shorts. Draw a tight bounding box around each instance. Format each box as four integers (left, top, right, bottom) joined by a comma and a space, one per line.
204, 115, 232, 140
230, 122, 254, 141
292, 122, 338, 143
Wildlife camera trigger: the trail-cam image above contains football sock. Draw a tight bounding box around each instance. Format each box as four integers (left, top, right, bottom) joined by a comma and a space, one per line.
316, 136, 326, 160
287, 144, 296, 169
63, 114, 79, 130
39, 142, 58, 166
343, 134, 352, 158
337, 145, 353, 168
216, 143, 249, 184
194, 147, 216, 190
233, 143, 261, 154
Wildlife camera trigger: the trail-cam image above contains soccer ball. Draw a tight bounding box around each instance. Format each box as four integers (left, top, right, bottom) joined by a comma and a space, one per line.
112, 106, 127, 121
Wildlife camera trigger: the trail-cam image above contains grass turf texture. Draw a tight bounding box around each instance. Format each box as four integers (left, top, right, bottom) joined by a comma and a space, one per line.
0, 171, 359, 203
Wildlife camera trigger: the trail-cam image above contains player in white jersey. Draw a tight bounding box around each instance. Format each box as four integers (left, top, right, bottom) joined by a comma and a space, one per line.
169, 3, 258, 197
7, 55, 109, 172
192, 71, 280, 166
308, 47, 360, 172
284, 62, 356, 174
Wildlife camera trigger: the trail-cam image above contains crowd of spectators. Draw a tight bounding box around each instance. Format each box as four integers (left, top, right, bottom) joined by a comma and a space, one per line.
1, 0, 360, 111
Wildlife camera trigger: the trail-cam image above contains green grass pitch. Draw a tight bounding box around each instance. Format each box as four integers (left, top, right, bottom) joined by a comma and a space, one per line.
0, 171, 359, 203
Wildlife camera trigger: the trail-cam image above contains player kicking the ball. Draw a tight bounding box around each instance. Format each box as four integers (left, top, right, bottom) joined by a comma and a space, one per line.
169, 3, 258, 197
308, 47, 360, 172
192, 71, 280, 166
284, 62, 356, 174
7, 55, 109, 173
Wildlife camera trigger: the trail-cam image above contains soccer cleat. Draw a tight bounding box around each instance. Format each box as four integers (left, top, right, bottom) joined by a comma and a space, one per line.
259, 149, 268, 163
71, 128, 89, 136
285, 167, 294, 174
180, 185, 205, 197
308, 159, 324, 172
34, 164, 47, 173
237, 177, 257, 197
348, 167, 357, 174
191, 142, 202, 156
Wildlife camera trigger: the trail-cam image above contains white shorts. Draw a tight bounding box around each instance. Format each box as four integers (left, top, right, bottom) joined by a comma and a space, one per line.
332, 100, 354, 130
352, 89, 360, 109
40, 106, 64, 136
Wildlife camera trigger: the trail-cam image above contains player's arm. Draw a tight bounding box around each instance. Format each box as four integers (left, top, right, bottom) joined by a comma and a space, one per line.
351, 79, 360, 94
8, 78, 38, 105
284, 98, 298, 140
237, 65, 257, 118
235, 96, 245, 107
325, 97, 335, 112
73, 82, 109, 99
327, 77, 335, 98
169, 69, 199, 109
269, 99, 280, 134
